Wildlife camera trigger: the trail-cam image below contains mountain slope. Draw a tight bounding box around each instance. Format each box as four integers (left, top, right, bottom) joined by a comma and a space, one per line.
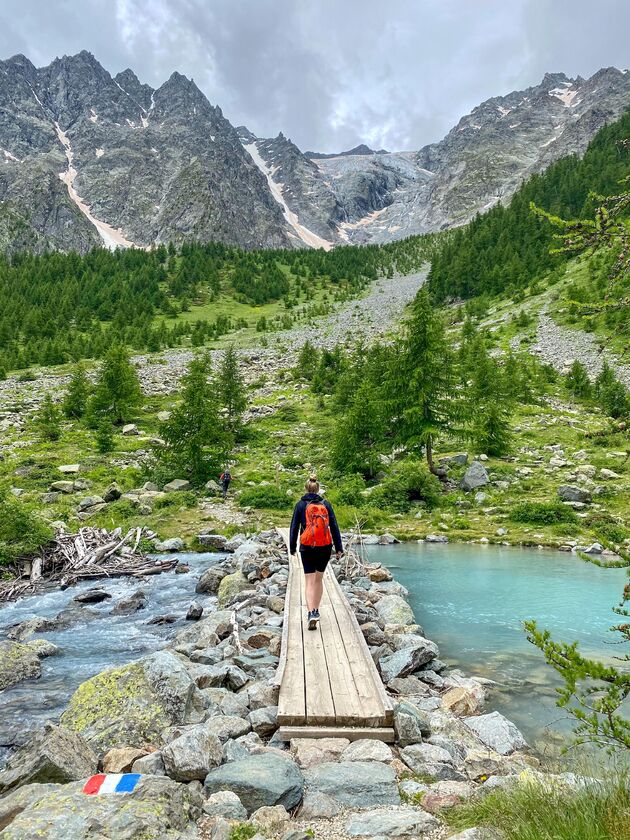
0, 53, 629, 253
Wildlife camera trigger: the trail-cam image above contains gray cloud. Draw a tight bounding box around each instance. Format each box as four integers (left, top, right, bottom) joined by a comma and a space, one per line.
0, 0, 628, 152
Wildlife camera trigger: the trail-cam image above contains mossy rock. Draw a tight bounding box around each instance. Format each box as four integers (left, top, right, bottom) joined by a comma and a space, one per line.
0, 641, 41, 691
218, 571, 249, 607
60, 652, 195, 753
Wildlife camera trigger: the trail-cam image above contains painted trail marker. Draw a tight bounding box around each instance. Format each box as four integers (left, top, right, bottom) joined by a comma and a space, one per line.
83, 774, 141, 795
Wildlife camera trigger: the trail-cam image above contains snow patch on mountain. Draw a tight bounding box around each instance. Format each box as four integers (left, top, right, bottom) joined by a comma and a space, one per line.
242, 140, 333, 250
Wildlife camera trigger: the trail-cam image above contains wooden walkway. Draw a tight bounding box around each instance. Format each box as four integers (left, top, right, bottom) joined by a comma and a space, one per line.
275, 528, 394, 741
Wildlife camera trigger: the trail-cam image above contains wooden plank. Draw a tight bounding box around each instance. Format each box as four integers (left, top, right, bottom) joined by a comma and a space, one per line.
277, 536, 306, 725
316, 577, 366, 726
322, 571, 385, 726
328, 569, 395, 724
300, 558, 337, 725
279, 725, 395, 743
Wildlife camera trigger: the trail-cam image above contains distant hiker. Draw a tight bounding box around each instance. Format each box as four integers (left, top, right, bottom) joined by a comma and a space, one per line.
290, 474, 343, 630
219, 468, 232, 500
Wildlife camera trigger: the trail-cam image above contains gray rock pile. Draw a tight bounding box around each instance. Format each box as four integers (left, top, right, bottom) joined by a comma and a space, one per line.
0, 528, 562, 839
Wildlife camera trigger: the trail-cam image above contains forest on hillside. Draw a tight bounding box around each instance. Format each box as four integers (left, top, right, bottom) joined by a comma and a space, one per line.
428, 109, 630, 312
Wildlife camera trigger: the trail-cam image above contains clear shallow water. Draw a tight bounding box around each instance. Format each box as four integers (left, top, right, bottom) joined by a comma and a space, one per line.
0, 552, 224, 765
367, 542, 628, 755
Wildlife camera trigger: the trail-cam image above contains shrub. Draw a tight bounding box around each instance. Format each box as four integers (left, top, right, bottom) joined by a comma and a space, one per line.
275, 404, 300, 423
239, 484, 292, 510
446, 774, 629, 840
331, 474, 366, 507
510, 501, 578, 525
371, 460, 442, 512
0, 493, 53, 567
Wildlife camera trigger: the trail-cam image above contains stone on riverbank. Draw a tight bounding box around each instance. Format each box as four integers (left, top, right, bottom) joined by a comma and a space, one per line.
461, 462, 490, 491
218, 571, 249, 607
463, 712, 528, 755
161, 725, 223, 781
0, 641, 41, 691
0, 776, 202, 839
302, 761, 400, 807
394, 700, 431, 746
196, 565, 230, 594
374, 594, 415, 626
204, 753, 304, 814
60, 651, 196, 752
0, 724, 97, 795
379, 636, 439, 682
345, 806, 439, 837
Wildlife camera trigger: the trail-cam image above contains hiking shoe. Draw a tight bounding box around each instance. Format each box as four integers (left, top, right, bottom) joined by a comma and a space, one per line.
307, 610, 319, 631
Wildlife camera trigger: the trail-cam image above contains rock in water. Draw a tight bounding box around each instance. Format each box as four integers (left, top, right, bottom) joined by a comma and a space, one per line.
0, 641, 41, 691
60, 651, 196, 752
463, 711, 528, 755
204, 753, 304, 814
0, 724, 97, 795
186, 601, 204, 620
0, 776, 202, 839
460, 462, 490, 491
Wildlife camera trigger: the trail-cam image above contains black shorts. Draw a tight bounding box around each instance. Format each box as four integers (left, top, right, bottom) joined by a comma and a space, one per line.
300, 544, 332, 574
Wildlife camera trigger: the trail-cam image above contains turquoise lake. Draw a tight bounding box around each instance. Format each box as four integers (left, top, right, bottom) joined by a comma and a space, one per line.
367, 542, 628, 755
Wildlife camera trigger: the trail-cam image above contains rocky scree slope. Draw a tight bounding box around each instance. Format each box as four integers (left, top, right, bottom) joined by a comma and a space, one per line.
1, 53, 630, 253
0, 530, 557, 840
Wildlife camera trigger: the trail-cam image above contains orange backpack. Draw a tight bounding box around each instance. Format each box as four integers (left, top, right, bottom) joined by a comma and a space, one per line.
301, 502, 332, 547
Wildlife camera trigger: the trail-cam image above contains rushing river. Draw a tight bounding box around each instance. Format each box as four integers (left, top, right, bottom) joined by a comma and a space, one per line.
367, 542, 628, 754
0, 543, 627, 768
0, 552, 226, 767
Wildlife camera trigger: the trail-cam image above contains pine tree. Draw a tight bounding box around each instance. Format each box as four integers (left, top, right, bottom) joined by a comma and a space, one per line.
565, 360, 592, 399
217, 345, 247, 434
63, 362, 91, 419
388, 289, 457, 474
88, 345, 142, 425
466, 337, 513, 456
95, 420, 115, 453
294, 340, 319, 381
330, 379, 386, 478
36, 394, 62, 442
153, 354, 227, 486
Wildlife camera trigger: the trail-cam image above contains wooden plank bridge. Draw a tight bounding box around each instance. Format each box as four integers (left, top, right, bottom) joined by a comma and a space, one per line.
275, 528, 394, 741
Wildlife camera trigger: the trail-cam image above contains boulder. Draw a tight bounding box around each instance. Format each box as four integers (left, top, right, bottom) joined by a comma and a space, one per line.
298, 790, 341, 819
463, 712, 528, 756
249, 706, 278, 737
557, 485, 591, 504
218, 571, 250, 607
49, 480, 74, 493
0, 775, 202, 839
163, 479, 191, 492
374, 595, 415, 626
186, 601, 204, 621
131, 751, 166, 776
154, 537, 185, 552
77, 495, 106, 511
60, 651, 196, 752
58, 464, 80, 474
290, 737, 349, 769
345, 806, 439, 837
110, 590, 147, 615
250, 804, 290, 830
424, 534, 449, 543
441, 683, 485, 717
73, 589, 111, 604
302, 761, 400, 807
422, 780, 475, 814
394, 700, 431, 746
204, 715, 252, 742
0, 724, 97, 794
196, 566, 230, 594
102, 747, 148, 774
204, 790, 247, 820
379, 636, 439, 683
204, 753, 304, 814
0, 641, 41, 691
599, 468, 620, 480
25, 639, 59, 659
341, 739, 393, 763
122, 423, 139, 435
198, 533, 231, 551
461, 462, 489, 491
400, 743, 465, 781
161, 725, 223, 781
102, 482, 122, 502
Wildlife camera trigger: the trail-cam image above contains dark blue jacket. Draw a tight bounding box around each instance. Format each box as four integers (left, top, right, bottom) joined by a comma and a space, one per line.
289, 493, 343, 555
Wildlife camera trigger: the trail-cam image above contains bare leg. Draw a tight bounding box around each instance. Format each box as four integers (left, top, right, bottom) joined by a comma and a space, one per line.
305, 571, 324, 611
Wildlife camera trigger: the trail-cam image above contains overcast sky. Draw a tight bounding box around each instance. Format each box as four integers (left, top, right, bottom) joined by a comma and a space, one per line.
1, 0, 628, 152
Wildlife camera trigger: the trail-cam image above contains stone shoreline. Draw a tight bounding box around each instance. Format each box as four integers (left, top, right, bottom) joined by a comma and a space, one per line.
0, 530, 587, 839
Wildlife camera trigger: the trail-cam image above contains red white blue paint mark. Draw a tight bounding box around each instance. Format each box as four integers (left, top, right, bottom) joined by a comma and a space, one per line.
83, 774, 141, 795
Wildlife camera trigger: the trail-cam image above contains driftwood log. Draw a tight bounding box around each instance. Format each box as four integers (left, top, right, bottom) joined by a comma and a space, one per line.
0, 526, 178, 603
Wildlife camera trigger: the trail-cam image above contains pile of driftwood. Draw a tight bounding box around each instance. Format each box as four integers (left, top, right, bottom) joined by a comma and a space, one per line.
0, 526, 178, 602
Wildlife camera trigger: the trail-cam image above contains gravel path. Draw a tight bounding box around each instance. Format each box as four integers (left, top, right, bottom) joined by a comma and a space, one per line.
531, 309, 630, 387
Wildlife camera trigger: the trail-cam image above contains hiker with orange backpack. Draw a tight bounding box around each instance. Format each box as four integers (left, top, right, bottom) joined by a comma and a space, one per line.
289, 474, 343, 630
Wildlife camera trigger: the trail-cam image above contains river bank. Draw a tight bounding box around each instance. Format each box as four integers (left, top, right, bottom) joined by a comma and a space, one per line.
0, 530, 604, 839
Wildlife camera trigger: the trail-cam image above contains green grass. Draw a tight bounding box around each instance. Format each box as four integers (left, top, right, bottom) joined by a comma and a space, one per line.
446, 773, 630, 840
